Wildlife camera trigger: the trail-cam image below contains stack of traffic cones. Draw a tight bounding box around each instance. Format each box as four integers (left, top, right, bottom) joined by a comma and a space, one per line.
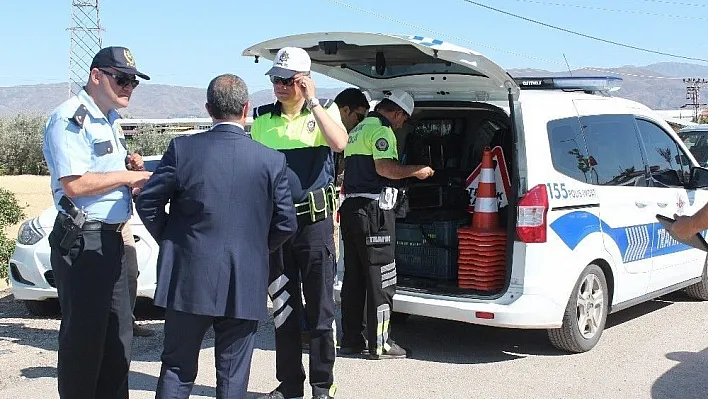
457, 147, 506, 291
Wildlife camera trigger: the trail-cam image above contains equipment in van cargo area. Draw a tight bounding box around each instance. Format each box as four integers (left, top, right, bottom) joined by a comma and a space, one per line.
395, 214, 469, 281
457, 148, 507, 292
394, 111, 512, 294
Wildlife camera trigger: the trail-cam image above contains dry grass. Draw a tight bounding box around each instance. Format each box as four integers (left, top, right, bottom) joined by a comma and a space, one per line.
1, 175, 53, 238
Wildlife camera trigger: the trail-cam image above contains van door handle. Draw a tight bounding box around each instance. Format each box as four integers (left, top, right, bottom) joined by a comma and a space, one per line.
635, 201, 648, 208
657, 202, 668, 208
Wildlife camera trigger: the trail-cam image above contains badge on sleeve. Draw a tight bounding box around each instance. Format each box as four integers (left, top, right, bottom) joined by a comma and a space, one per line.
375, 138, 389, 152
70, 105, 88, 128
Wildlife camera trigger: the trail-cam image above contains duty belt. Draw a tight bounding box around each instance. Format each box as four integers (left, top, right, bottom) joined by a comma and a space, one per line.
57, 212, 125, 232
295, 184, 338, 224
344, 193, 379, 200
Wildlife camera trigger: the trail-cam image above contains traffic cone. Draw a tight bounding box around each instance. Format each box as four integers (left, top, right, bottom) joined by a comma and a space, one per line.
456, 147, 506, 292
472, 147, 499, 231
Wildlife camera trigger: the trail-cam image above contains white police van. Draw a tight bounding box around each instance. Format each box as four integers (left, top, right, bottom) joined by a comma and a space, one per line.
243, 32, 708, 352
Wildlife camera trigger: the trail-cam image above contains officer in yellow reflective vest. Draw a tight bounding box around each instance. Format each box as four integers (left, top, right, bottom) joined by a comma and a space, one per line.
252, 47, 348, 399
339, 90, 434, 359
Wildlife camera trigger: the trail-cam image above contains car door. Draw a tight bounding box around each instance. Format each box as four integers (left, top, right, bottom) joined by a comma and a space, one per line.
572, 102, 655, 302
634, 118, 706, 291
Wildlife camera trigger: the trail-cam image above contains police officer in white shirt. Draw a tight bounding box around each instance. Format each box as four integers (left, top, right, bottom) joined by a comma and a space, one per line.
42, 46, 152, 398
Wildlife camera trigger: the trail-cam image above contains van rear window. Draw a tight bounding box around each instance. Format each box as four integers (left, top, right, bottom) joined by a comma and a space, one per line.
547, 118, 593, 183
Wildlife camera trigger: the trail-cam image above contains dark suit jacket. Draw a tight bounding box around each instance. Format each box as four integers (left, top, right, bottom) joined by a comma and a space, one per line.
135, 123, 296, 320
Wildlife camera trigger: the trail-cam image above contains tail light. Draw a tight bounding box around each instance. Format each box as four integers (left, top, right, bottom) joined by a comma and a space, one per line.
516, 184, 548, 243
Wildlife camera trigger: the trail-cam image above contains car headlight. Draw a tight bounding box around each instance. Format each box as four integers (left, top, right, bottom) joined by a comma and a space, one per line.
17, 217, 45, 245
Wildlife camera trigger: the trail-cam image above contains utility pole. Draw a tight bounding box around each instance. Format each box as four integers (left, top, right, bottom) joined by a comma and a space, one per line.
682, 78, 708, 123
68, 1, 102, 98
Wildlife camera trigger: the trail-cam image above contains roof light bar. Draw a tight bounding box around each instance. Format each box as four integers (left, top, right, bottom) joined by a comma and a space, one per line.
513, 76, 623, 92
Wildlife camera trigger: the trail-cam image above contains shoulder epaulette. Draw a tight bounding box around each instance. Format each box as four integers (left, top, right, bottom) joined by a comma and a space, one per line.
70, 105, 88, 128
254, 103, 276, 119
319, 98, 334, 108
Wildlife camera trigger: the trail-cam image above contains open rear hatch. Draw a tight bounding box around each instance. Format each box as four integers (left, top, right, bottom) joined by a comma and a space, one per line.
243, 32, 519, 102
244, 33, 521, 298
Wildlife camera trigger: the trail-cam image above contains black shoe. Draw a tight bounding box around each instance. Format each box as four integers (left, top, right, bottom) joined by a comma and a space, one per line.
257, 390, 303, 399
368, 342, 408, 360
338, 344, 369, 356
312, 395, 334, 399
132, 323, 155, 337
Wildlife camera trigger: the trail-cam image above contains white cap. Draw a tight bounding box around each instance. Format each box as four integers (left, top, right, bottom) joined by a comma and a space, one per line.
384, 89, 414, 117
266, 47, 311, 78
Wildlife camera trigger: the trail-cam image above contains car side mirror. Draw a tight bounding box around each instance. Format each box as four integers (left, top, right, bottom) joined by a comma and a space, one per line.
688, 166, 708, 189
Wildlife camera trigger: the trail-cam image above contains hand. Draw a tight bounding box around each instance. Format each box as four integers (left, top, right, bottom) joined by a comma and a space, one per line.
414, 166, 435, 180
294, 73, 317, 100
129, 171, 152, 189
127, 153, 145, 171
671, 214, 697, 241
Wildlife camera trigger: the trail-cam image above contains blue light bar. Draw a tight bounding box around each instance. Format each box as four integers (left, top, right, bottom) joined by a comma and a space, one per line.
513, 76, 623, 92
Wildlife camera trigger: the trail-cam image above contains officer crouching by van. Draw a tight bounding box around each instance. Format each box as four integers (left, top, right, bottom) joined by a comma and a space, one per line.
338, 89, 434, 359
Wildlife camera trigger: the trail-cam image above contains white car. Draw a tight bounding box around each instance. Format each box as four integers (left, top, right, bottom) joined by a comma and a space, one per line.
8, 156, 164, 316
244, 32, 708, 353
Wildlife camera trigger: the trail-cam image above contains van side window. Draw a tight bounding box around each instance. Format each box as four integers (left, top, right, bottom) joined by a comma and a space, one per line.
635, 119, 689, 187
581, 114, 647, 187
547, 118, 593, 183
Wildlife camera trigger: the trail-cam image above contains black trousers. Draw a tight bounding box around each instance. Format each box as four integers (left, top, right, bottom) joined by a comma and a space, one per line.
268, 215, 337, 398
155, 309, 258, 399
339, 197, 397, 356
48, 217, 132, 399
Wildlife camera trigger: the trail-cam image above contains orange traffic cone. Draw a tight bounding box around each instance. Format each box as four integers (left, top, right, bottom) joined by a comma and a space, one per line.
472, 147, 499, 231
457, 147, 506, 292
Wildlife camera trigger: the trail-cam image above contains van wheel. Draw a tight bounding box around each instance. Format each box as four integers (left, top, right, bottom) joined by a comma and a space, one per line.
548, 264, 608, 353
685, 257, 708, 300
24, 299, 61, 317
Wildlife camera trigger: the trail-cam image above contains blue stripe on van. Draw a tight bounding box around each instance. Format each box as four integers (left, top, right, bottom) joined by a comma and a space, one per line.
549, 211, 695, 263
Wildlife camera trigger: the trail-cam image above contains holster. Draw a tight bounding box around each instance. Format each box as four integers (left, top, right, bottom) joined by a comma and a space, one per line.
393, 187, 409, 218
58, 215, 81, 251
57, 195, 86, 251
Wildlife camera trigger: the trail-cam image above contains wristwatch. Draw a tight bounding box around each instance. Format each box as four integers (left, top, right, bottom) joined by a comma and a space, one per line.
306, 97, 320, 110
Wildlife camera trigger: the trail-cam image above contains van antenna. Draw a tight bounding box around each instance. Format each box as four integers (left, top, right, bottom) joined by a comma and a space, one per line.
563, 54, 573, 77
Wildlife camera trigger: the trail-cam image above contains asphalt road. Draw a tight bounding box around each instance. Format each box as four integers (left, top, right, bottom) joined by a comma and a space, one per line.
0, 289, 706, 399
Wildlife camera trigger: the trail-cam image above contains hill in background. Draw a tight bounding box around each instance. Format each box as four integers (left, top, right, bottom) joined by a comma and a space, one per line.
1, 62, 707, 118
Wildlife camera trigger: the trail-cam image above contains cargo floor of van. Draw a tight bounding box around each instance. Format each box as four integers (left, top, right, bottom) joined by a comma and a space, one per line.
392, 102, 514, 297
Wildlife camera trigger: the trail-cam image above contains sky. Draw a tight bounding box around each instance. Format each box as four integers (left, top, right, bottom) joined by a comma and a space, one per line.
1, 0, 707, 91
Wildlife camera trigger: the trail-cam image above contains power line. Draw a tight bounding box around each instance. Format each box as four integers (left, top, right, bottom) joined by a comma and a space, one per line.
627, 0, 707, 7
459, 0, 708, 63
497, 0, 708, 20
319, 0, 691, 81
319, 0, 562, 65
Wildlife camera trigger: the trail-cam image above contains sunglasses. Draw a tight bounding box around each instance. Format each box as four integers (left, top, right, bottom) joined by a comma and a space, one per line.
100, 69, 140, 89
269, 75, 295, 86
353, 111, 366, 122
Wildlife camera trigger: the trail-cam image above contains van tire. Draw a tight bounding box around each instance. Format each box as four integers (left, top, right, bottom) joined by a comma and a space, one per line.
548, 264, 608, 353
685, 257, 708, 300
24, 299, 61, 317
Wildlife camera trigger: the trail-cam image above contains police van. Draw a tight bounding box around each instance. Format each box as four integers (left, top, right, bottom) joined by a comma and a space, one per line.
243, 32, 708, 353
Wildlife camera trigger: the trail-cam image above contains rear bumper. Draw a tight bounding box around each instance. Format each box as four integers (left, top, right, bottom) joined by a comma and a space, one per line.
335, 285, 564, 329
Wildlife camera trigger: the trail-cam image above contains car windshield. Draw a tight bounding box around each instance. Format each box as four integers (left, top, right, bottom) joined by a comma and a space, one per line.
679, 130, 708, 167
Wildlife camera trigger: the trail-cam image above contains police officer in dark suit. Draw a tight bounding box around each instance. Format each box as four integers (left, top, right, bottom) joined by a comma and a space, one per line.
135, 73, 297, 399
42, 46, 152, 398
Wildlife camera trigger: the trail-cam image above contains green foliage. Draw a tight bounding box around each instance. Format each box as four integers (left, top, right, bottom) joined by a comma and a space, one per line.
0, 114, 49, 175
126, 124, 182, 156
0, 188, 25, 281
